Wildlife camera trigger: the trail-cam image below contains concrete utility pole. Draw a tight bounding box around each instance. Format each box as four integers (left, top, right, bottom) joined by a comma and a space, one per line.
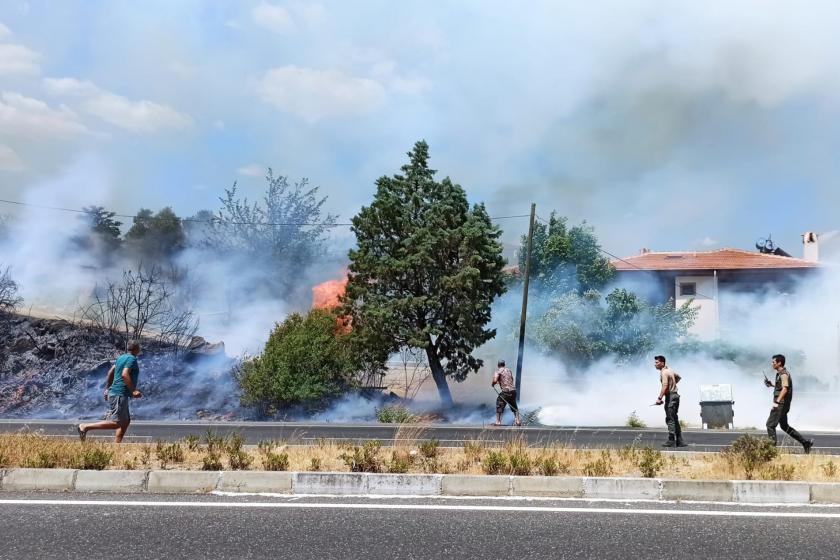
515, 203, 536, 399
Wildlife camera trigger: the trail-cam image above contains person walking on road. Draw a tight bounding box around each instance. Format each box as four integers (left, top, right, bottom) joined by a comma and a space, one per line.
492, 360, 521, 426
765, 354, 813, 453
78, 341, 142, 443
654, 355, 686, 448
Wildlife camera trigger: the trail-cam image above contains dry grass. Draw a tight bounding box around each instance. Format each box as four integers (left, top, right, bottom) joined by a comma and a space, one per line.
1, 433, 838, 482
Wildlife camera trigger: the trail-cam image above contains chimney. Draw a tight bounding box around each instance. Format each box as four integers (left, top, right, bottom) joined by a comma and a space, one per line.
802, 231, 819, 262
639, 248, 651, 255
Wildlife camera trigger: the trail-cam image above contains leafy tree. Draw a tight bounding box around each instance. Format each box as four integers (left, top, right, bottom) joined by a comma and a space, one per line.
237, 308, 368, 413
204, 170, 336, 296
344, 140, 507, 405
531, 288, 697, 366
75, 206, 122, 260
125, 207, 186, 259
519, 212, 614, 293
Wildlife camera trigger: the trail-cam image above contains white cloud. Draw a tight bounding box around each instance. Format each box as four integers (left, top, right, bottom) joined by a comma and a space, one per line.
44, 77, 192, 133
0, 43, 40, 75
699, 236, 718, 247
0, 143, 24, 171
0, 21, 11, 39
252, 1, 326, 33
0, 92, 87, 139
237, 163, 265, 177
256, 65, 386, 121
252, 2, 293, 33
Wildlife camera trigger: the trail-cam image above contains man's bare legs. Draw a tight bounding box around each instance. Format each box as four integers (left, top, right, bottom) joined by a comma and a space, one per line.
78, 421, 130, 443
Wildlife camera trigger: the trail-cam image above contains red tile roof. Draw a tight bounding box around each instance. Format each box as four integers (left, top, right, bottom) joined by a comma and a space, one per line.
612, 248, 820, 271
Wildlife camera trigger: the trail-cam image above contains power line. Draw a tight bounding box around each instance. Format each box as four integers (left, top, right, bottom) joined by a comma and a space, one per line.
0, 198, 532, 228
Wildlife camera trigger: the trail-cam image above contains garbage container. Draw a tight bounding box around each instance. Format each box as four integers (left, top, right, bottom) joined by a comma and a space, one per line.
699, 384, 734, 429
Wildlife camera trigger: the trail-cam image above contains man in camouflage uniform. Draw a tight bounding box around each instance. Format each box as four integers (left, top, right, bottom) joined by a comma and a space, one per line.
654, 355, 686, 448
765, 354, 813, 453
492, 360, 521, 426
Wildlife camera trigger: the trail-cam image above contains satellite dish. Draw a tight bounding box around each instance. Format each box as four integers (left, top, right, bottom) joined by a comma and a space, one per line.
756, 236, 775, 253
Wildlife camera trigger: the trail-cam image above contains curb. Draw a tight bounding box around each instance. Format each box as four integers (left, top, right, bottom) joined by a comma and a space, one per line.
0, 469, 838, 504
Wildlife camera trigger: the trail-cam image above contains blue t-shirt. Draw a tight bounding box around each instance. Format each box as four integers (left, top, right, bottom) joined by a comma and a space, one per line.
108, 354, 140, 397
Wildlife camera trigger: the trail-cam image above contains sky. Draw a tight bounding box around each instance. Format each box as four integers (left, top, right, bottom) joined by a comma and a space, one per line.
2, 0, 840, 259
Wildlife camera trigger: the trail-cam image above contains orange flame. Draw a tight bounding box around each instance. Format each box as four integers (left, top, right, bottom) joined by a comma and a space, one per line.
311, 276, 348, 310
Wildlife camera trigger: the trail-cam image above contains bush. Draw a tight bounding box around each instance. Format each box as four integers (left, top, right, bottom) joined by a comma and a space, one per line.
225, 433, 252, 470
340, 441, 383, 473
80, 447, 113, 470
376, 406, 418, 424
822, 461, 837, 479
237, 309, 369, 412
636, 447, 665, 478
723, 435, 779, 480
762, 464, 795, 481
626, 411, 646, 428
184, 435, 200, 452
508, 448, 532, 476
263, 452, 289, 471
583, 450, 614, 477
482, 451, 507, 475
463, 440, 484, 463
388, 451, 412, 474
419, 439, 440, 459
309, 457, 322, 472
536, 455, 560, 476
201, 450, 223, 471
155, 441, 184, 469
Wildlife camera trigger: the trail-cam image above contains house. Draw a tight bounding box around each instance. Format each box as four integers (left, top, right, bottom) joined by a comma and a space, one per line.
611, 234, 821, 340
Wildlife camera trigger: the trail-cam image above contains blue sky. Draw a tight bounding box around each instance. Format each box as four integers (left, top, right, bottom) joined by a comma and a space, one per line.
1, 0, 839, 258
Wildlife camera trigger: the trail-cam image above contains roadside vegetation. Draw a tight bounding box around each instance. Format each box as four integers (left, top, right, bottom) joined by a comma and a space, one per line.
1, 432, 837, 482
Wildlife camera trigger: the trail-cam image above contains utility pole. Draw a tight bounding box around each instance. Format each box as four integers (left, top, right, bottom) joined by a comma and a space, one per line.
515, 203, 536, 399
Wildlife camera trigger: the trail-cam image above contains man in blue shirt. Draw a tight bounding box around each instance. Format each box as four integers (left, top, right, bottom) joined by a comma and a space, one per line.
78, 340, 142, 443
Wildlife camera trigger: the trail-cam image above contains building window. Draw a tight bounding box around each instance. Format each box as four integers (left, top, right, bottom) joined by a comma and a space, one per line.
679, 282, 697, 296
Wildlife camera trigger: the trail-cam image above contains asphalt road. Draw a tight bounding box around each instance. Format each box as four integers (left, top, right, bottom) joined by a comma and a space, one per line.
2, 493, 840, 559
0, 419, 837, 453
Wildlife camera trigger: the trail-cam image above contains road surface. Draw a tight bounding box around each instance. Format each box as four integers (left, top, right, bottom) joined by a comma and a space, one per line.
0, 419, 837, 453
1, 492, 839, 559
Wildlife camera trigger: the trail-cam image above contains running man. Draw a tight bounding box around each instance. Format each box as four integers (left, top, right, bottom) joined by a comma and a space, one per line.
78, 341, 142, 443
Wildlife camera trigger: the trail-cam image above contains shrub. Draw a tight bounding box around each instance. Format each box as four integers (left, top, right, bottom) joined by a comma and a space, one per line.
155, 442, 185, 469
376, 406, 418, 424
463, 440, 484, 463
822, 461, 837, 479
139, 445, 153, 468
225, 434, 252, 470
482, 451, 507, 475
237, 309, 369, 411
636, 447, 665, 478
309, 457, 322, 472
583, 450, 614, 477
723, 435, 779, 480
80, 447, 114, 470
536, 455, 560, 476
184, 435, 200, 452
388, 451, 412, 474
263, 452, 289, 471
762, 464, 795, 481
29, 450, 60, 469
419, 439, 440, 459
340, 441, 383, 473
626, 411, 646, 429
508, 448, 532, 476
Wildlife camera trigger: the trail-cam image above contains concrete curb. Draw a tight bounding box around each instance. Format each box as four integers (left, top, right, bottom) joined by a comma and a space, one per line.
1, 469, 839, 504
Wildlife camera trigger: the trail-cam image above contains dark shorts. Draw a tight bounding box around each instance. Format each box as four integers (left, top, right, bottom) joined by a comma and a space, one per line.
105, 395, 131, 424
496, 390, 518, 414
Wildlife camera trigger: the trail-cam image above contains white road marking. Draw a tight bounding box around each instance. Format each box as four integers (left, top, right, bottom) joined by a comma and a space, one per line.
2, 499, 840, 518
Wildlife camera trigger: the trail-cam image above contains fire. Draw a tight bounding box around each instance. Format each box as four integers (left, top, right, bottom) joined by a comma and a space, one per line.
312, 275, 351, 334
311, 276, 348, 310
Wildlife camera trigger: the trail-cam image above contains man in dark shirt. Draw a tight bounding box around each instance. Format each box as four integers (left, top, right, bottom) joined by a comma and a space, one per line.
765, 354, 813, 453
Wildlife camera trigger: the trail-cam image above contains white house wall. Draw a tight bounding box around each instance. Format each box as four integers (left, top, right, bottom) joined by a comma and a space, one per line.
675, 275, 718, 340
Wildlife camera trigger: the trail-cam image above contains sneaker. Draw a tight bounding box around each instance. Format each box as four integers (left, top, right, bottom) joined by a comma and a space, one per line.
77, 425, 86, 442
676, 441, 688, 448
661, 441, 676, 448
803, 439, 814, 454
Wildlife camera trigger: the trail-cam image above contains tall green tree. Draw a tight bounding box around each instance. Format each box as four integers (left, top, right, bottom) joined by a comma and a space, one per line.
125, 207, 186, 259
75, 206, 122, 262
344, 141, 507, 405
519, 212, 614, 293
